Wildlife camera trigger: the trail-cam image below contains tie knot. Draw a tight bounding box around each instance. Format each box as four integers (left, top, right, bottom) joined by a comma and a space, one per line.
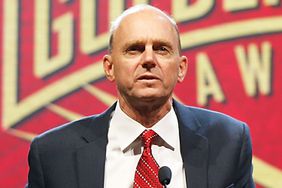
141, 129, 157, 148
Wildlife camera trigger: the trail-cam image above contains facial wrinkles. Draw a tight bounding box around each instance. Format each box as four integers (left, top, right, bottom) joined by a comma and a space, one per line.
112, 11, 180, 86
119, 44, 177, 87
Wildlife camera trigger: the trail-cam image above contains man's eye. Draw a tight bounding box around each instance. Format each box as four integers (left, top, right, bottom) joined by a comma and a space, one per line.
126, 45, 144, 54
155, 46, 170, 54
128, 47, 138, 51
159, 46, 168, 51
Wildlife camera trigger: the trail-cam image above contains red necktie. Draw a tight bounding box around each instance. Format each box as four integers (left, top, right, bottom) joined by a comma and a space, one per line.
134, 130, 163, 188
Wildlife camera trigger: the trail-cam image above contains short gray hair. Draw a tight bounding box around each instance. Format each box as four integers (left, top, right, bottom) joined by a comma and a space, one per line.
108, 4, 181, 54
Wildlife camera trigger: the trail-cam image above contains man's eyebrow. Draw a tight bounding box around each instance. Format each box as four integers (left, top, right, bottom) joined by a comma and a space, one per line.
153, 40, 173, 48
122, 39, 174, 48
123, 40, 146, 48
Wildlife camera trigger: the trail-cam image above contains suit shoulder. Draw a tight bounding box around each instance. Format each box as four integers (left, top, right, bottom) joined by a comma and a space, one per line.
30, 114, 99, 151
181, 105, 251, 142
39, 114, 96, 137
189, 106, 243, 125
175, 102, 248, 133
30, 103, 115, 151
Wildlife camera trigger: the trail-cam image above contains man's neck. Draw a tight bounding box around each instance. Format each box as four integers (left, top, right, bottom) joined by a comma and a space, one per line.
118, 97, 172, 128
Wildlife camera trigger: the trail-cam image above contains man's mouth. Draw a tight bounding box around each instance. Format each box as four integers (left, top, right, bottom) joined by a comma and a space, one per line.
137, 74, 160, 80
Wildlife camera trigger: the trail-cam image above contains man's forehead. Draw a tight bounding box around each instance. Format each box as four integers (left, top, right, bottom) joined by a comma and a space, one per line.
115, 28, 178, 50
109, 6, 181, 53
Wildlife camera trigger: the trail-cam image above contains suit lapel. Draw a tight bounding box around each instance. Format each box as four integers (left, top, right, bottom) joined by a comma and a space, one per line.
173, 100, 209, 188
75, 103, 116, 188
76, 139, 107, 188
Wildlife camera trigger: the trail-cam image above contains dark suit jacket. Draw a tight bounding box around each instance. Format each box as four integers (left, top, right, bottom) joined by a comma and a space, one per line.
27, 100, 254, 188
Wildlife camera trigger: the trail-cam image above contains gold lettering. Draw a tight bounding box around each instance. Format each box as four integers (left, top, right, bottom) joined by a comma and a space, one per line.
180, 16, 282, 49
253, 157, 282, 187
264, 0, 281, 6
196, 53, 225, 106
223, 0, 258, 12
3, 0, 105, 129
235, 42, 272, 97
132, 0, 150, 5
109, 0, 125, 23
3, 0, 19, 129
80, 0, 108, 54
34, 0, 74, 78
172, 0, 214, 22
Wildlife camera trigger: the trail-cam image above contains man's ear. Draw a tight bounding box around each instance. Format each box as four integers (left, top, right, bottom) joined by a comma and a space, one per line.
103, 55, 115, 82
177, 56, 188, 83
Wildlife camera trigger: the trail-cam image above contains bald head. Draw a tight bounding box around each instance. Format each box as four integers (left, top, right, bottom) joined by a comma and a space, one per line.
108, 5, 182, 54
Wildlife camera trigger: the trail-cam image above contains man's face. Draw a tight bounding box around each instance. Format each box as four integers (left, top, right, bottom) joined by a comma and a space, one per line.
104, 10, 187, 103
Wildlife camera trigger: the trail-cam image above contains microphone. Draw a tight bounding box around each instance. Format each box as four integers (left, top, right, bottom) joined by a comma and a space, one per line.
158, 166, 172, 187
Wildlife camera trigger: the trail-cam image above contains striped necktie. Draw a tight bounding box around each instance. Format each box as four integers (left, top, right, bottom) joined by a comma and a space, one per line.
133, 129, 163, 188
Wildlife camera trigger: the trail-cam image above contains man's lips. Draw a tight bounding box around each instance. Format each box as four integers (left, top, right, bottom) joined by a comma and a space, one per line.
137, 74, 160, 80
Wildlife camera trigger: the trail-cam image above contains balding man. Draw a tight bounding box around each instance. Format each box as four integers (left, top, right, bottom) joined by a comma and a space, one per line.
27, 5, 254, 188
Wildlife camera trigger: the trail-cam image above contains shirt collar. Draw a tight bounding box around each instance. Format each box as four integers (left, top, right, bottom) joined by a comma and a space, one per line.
152, 107, 179, 151
110, 101, 179, 152
110, 101, 145, 152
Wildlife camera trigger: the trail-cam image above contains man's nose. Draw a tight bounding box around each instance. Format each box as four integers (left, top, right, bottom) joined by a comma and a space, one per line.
141, 47, 156, 70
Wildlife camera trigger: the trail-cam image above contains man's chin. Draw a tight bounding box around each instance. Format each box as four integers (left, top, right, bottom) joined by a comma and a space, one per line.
136, 92, 161, 100
132, 93, 169, 104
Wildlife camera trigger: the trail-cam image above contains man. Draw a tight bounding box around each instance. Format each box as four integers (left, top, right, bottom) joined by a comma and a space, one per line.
27, 4, 254, 188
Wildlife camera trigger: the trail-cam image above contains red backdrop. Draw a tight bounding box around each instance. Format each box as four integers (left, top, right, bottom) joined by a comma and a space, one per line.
1, 0, 282, 187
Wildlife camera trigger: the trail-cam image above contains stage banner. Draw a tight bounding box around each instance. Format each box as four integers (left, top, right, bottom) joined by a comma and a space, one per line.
1, 0, 282, 187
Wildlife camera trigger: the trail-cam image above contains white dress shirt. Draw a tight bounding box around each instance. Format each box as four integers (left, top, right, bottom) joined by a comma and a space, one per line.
104, 102, 187, 188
